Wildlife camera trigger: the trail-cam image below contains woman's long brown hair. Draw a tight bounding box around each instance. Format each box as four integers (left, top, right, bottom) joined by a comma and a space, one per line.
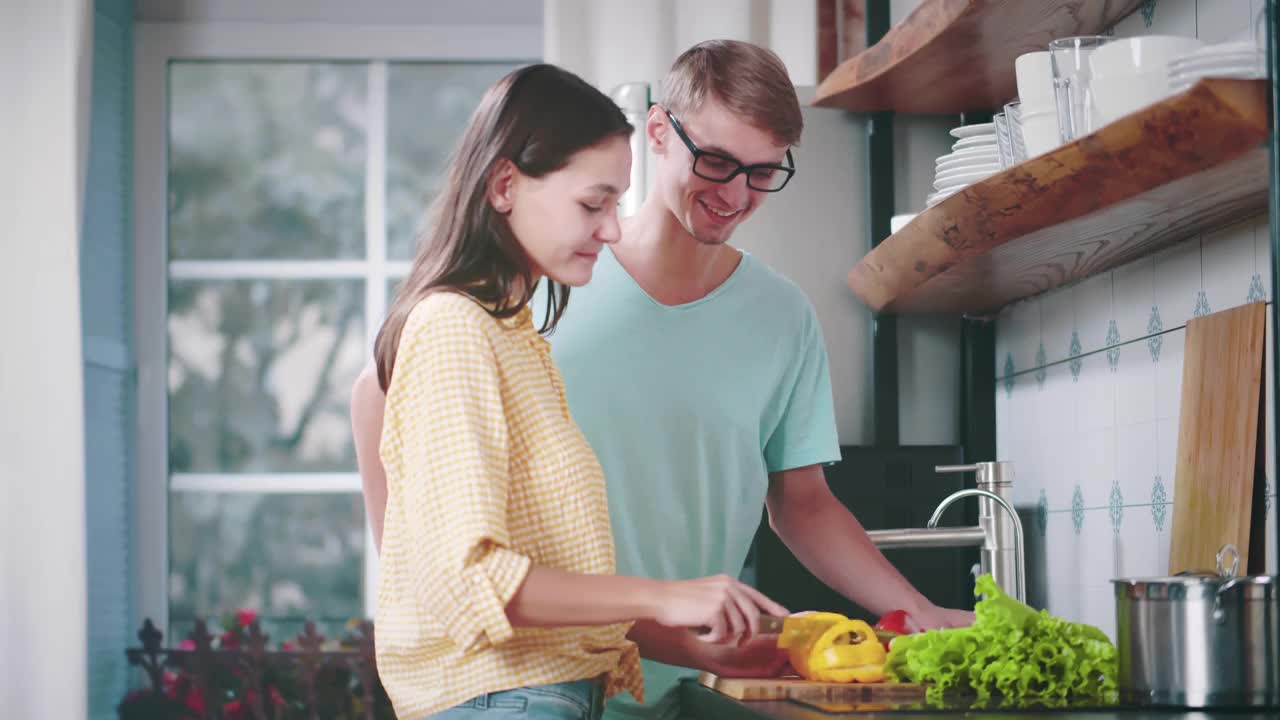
374, 64, 633, 391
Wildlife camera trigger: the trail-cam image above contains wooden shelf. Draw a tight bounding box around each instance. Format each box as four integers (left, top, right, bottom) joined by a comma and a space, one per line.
847, 78, 1270, 315
813, 0, 1143, 113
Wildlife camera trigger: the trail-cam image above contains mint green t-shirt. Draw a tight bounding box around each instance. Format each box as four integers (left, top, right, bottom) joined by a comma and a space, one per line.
544, 248, 841, 719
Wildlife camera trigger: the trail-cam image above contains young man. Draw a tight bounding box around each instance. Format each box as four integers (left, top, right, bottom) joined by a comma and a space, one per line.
541, 40, 973, 719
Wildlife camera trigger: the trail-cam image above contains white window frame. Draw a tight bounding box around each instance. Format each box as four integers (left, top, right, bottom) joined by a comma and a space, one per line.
133, 21, 540, 633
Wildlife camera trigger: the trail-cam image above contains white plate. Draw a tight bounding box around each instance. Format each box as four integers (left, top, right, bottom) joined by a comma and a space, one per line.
953, 135, 998, 150
936, 155, 999, 172
925, 189, 960, 207
936, 147, 1000, 163
934, 170, 994, 191
935, 163, 1000, 181
949, 122, 995, 139
1183, 40, 1260, 57
1168, 67, 1263, 83
1169, 61, 1261, 74
1168, 56, 1261, 73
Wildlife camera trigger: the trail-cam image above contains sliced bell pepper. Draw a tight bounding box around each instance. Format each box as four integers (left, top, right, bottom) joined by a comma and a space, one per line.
780, 616, 888, 684
873, 609, 918, 652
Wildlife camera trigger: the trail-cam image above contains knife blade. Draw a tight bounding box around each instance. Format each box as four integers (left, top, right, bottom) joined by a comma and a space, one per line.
698, 615, 902, 644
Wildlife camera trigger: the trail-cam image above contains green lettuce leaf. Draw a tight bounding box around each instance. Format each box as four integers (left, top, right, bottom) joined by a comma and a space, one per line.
885, 574, 1117, 700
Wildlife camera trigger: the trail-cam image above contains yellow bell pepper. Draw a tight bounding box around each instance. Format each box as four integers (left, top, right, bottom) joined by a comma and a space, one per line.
779, 615, 888, 684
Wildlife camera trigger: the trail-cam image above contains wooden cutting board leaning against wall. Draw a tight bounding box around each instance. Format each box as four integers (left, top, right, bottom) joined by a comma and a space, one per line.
1169, 301, 1267, 575
697, 672, 928, 703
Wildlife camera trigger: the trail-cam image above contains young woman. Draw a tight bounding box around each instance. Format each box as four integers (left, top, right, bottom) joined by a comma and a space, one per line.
363, 64, 787, 720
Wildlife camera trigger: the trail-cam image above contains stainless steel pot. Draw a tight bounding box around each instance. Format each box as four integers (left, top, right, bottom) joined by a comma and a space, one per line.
1113, 545, 1279, 707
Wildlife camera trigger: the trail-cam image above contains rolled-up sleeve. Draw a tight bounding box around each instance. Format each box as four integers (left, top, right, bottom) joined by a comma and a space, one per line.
381, 300, 532, 653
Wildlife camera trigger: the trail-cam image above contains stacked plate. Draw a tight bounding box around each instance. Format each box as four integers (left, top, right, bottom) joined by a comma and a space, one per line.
928, 123, 1000, 207
1168, 40, 1263, 92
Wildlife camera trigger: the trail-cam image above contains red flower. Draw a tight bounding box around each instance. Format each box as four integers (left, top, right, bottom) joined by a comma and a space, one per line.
220, 629, 241, 649
222, 699, 247, 720
184, 686, 205, 715
236, 609, 257, 627
280, 641, 295, 651
177, 639, 196, 651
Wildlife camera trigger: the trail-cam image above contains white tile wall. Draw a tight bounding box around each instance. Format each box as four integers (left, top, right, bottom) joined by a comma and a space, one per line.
993, 0, 1275, 637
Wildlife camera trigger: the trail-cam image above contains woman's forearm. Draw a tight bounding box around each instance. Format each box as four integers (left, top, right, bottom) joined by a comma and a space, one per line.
505, 566, 662, 627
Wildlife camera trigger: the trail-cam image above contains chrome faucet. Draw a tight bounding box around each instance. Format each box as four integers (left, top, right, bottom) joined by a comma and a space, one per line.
865, 461, 1026, 603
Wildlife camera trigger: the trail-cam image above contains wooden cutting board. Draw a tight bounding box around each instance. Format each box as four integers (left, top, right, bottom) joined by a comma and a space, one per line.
1169, 301, 1267, 575
697, 671, 928, 703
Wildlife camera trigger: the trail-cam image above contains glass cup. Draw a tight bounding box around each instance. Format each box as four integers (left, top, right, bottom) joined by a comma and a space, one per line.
1049, 36, 1111, 142
993, 112, 1012, 168
1003, 100, 1028, 163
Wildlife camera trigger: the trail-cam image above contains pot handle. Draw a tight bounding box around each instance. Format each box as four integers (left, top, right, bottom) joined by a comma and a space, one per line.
1212, 544, 1243, 625
1216, 544, 1240, 579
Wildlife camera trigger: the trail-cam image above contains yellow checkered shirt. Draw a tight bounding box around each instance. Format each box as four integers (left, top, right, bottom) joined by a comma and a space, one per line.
376, 292, 643, 718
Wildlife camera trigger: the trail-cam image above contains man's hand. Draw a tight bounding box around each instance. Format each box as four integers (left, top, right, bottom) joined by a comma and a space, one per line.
906, 602, 974, 630
704, 634, 791, 678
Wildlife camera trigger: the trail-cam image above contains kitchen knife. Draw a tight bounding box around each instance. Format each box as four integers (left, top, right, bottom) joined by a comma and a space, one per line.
698, 615, 902, 644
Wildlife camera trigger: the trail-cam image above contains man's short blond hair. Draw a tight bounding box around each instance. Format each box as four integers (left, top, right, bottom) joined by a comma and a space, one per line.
661, 39, 804, 147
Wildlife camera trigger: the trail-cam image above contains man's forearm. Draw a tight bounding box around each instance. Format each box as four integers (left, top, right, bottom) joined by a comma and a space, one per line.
626, 620, 712, 670
772, 500, 930, 618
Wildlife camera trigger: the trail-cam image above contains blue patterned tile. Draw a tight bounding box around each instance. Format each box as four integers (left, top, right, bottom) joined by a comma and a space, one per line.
1109, 480, 1124, 534
1072, 485, 1085, 534
1151, 475, 1168, 531
1193, 290, 1211, 318
1035, 342, 1047, 390
1147, 306, 1164, 363
1140, 0, 1157, 27
1069, 331, 1083, 382
1037, 489, 1049, 539
1106, 319, 1121, 372
1248, 274, 1266, 303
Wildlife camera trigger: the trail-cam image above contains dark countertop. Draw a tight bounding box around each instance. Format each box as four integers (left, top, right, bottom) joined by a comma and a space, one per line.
677, 682, 1279, 719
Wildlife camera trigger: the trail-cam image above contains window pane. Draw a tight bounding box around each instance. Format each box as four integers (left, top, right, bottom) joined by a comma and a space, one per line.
385, 62, 522, 260
168, 279, 365, 472
168, 492, 365, 639
388, 277, 403, 308
169, 62, 368, 260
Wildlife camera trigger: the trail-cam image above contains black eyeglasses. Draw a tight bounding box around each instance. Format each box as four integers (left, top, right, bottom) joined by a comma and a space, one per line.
664, 110, 795, 192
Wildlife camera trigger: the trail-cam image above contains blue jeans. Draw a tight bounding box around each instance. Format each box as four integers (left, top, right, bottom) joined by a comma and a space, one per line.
426, 678, 605, 720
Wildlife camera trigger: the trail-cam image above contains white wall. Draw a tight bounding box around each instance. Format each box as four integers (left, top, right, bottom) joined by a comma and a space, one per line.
0, 1, 92, 718
544, 0, 816, 96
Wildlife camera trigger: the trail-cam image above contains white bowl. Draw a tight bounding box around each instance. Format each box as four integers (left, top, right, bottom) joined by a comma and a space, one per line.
1092, 70, 1177, 124
1015, 51, 1056, 106
1090, 35, 1205, 76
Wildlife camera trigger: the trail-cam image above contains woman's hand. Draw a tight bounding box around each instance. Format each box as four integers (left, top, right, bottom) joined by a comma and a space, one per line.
647, 575, 789, 644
